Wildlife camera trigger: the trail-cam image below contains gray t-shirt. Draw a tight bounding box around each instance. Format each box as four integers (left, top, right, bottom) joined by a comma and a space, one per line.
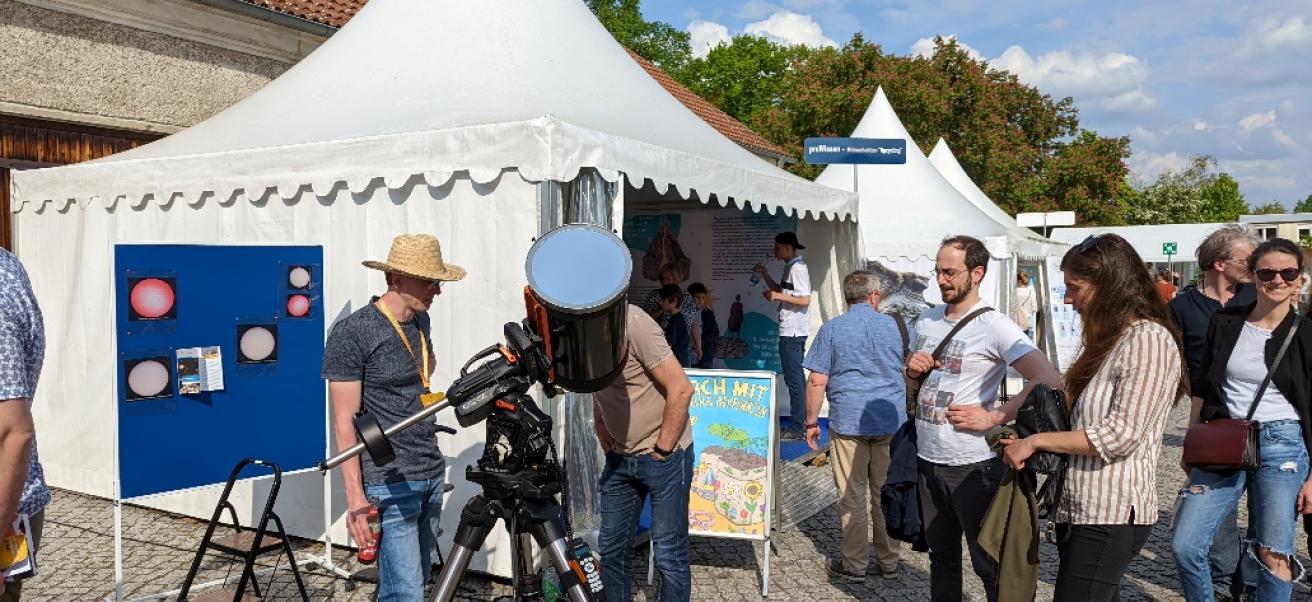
322, 301, 445, 484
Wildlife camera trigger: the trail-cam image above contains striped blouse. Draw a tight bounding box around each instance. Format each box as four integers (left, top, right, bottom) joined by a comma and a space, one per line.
1056, 320, 1182, 526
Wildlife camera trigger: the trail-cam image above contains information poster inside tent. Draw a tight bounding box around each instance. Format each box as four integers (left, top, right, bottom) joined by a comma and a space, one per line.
1045, 257, 1083, 372
622, 207, 797, 372
866, 257, 1001, 325
685, 370, 774, 539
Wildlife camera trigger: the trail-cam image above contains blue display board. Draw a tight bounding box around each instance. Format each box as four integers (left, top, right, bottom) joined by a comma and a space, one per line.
115, 244, 326, 499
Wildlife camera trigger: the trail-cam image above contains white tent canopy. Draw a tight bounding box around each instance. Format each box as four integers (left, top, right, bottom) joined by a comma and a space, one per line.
10, 0, 859, 579
12, 0, 855, 222
927, 138, 1061, 261
814, 86, 1013, 260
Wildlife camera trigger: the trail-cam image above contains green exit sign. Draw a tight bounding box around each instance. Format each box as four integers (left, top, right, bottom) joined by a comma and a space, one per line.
1162, 242, 1178, 255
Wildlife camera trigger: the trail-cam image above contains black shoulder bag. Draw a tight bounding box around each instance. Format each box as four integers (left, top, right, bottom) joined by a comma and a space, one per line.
905, 307, 993, 418
1014, 384, 1072, 518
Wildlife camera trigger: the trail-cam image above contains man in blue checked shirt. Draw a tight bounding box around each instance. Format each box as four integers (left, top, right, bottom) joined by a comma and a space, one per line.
0, 248, 51, 601
803, 270, 907, 584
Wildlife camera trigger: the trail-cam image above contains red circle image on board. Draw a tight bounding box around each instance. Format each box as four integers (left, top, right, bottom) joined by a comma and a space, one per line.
287, 294, 310, 317
130, 278, 175, 319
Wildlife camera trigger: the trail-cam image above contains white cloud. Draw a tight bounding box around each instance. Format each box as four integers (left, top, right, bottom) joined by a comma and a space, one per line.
910, 35, 983, 61
1193, 120, 1216, 131
1132, 126, 1159, 145
1129, 151, 1191, 181
1239, 110, 1278, 134
1280, 98, 1297, 116
1242, 16, 1312, 54
744, 11, 837, 48
688, 20, 732, 58
1041, 18, 1067, 31
991, 45, 1157, 112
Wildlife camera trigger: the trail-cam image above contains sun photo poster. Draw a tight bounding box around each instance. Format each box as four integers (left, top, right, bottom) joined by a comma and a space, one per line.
685, 370, 775, 540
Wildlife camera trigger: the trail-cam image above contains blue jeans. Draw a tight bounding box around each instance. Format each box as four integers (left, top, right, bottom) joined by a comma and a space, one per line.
779, 336, 807, 425
365, 475, 445, 602
598, 446, 694, 602
1210, 504, 1248, 597
1172, 420, 1309, 602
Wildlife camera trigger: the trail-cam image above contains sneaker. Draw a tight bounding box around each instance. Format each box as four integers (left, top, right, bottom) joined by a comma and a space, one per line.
877, 563, 899, 579
826, 558, 865, 583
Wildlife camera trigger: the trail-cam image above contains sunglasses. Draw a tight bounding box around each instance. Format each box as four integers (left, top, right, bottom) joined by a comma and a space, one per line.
1254, 268, 1302, 283
1077, 235, 1099, 253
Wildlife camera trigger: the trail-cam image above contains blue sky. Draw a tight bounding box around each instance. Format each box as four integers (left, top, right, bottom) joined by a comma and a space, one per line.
643, 0, 1312, 209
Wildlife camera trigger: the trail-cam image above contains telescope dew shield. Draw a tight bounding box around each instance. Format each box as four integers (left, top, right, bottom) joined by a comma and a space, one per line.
525, 225, 631, 393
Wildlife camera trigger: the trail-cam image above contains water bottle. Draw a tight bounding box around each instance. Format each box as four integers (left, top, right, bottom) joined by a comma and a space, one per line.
358, 505, 381, 564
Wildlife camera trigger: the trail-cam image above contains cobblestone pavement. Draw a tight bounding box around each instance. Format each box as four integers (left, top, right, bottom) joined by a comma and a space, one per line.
28, 403, 1312, 600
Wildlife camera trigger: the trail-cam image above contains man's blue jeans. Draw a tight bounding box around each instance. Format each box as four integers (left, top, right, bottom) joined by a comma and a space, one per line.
779, 336, 807, 425
365, 475, 446, 602
1172, 420, 1309, 602
598, 446, 694, 602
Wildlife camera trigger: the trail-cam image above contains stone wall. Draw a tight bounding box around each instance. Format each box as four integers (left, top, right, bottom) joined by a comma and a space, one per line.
0, 0, 305, 132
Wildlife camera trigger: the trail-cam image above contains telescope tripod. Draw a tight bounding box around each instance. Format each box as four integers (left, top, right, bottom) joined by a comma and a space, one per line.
431, 489, 595, 602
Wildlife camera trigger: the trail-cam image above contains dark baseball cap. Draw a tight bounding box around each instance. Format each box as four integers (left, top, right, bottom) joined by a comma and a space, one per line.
775, 232, 805, 250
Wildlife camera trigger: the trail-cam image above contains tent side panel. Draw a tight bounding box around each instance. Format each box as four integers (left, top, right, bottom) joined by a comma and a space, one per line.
19, 171, 538, 578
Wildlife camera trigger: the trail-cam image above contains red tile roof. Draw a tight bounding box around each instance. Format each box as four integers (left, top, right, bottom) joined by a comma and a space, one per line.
238, 0, 365, 29
235, 0, 793, 162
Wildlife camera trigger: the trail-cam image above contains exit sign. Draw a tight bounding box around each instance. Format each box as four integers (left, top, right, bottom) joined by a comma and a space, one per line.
1162, 242, 1178, 255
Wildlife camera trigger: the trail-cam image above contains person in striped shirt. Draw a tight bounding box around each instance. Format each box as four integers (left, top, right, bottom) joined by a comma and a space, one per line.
995, 234, 1188, 600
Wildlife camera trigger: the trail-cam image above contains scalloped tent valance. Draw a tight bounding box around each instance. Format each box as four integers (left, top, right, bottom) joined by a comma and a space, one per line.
11, 0, 855, 222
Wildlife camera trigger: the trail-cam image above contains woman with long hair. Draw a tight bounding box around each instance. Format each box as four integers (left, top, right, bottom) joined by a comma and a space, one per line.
1171, 238, 1312, 602
1000, 234, 1187, 600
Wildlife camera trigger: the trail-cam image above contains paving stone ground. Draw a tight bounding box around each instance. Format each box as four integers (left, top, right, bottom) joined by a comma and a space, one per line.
27, 403, 1312, 600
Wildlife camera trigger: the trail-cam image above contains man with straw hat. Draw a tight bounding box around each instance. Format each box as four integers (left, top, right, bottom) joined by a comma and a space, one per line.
322, 234, 465, 601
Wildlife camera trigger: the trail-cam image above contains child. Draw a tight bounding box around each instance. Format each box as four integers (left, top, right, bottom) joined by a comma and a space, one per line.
687, 282, 719, 368
655, 284, 693, 367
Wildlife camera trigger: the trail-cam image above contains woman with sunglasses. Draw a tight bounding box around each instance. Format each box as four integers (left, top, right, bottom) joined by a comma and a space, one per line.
1172, 237, 1312, 602
997, 234, 1187, 600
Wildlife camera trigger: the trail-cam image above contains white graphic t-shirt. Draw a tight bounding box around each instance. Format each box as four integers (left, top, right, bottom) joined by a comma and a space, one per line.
914, 300, 1037, 465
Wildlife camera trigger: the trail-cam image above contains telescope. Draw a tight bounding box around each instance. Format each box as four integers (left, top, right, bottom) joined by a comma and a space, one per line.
320, 224, 632, 602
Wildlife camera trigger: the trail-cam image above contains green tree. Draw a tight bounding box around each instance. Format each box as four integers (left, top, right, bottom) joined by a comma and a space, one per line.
1124, 155, 1249, 225
1248, 201, 1287, 215
1295, 193, 1312, 213
681, 35, 811, 124
754, 35, 1129, 223
587, 0, 692, 74
1199, 172, 1247, 222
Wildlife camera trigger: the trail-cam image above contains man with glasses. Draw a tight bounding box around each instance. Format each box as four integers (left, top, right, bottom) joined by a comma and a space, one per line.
904, 235, 1062, 602
1168, 224, 1257, 601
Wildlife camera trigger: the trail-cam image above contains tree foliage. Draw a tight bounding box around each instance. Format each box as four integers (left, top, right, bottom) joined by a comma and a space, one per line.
1123, 155, 1248, 225
680, 35, 812, 125
1295, 193, 1312, 213
1248, 201, 1288, 215
586, 0, 692, 74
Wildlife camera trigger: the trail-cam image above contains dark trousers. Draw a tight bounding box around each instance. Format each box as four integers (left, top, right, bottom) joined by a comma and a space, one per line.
1055, 515, 1152, 602
918, 457, 1003, 602
598, 447, 694, 602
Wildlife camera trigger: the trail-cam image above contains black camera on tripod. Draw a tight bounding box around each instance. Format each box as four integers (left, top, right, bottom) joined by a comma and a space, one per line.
320, 224, 632, 602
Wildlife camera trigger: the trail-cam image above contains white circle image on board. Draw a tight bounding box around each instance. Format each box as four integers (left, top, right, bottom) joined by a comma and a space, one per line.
288, 267, 311, 289
240, 327, 276, 361
127, 360, 169, 398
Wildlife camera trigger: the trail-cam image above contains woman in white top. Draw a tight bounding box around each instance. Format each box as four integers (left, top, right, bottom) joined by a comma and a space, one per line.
1013, 271, 1037, 340
999, 234, 1187, 600
1172, 238, 1312, 602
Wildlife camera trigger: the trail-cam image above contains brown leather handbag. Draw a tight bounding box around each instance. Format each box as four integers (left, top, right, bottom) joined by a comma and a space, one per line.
1182, 314, 1300, 472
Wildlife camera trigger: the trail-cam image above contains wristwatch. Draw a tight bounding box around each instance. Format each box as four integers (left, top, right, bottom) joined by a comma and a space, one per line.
805, 423, 819, 429
653, 444, 675, 457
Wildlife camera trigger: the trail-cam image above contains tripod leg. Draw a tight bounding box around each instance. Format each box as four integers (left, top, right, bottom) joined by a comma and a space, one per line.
431, 496, 501, 602
521, 503, 597, 602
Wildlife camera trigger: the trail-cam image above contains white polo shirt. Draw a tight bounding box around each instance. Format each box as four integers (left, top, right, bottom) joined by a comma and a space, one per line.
778, 256, 812, 337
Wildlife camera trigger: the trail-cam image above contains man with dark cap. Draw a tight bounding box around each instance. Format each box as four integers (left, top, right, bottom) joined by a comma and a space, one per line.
753, 231, 812, 440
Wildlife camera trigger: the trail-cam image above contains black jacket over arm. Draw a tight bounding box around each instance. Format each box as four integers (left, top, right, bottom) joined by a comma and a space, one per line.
1197, 303, 1312, 454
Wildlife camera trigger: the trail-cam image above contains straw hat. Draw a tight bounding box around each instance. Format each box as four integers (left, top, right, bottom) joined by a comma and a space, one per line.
362, 234, 467, 282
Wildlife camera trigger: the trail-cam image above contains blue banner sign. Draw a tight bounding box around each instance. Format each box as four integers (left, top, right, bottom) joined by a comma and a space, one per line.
804, 137, 907, 164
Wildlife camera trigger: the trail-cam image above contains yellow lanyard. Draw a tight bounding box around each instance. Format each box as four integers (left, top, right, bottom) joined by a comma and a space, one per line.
375, 301, 430, 392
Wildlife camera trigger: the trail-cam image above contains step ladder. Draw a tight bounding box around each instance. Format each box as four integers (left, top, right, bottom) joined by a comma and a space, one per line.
178, 459, 309, 601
